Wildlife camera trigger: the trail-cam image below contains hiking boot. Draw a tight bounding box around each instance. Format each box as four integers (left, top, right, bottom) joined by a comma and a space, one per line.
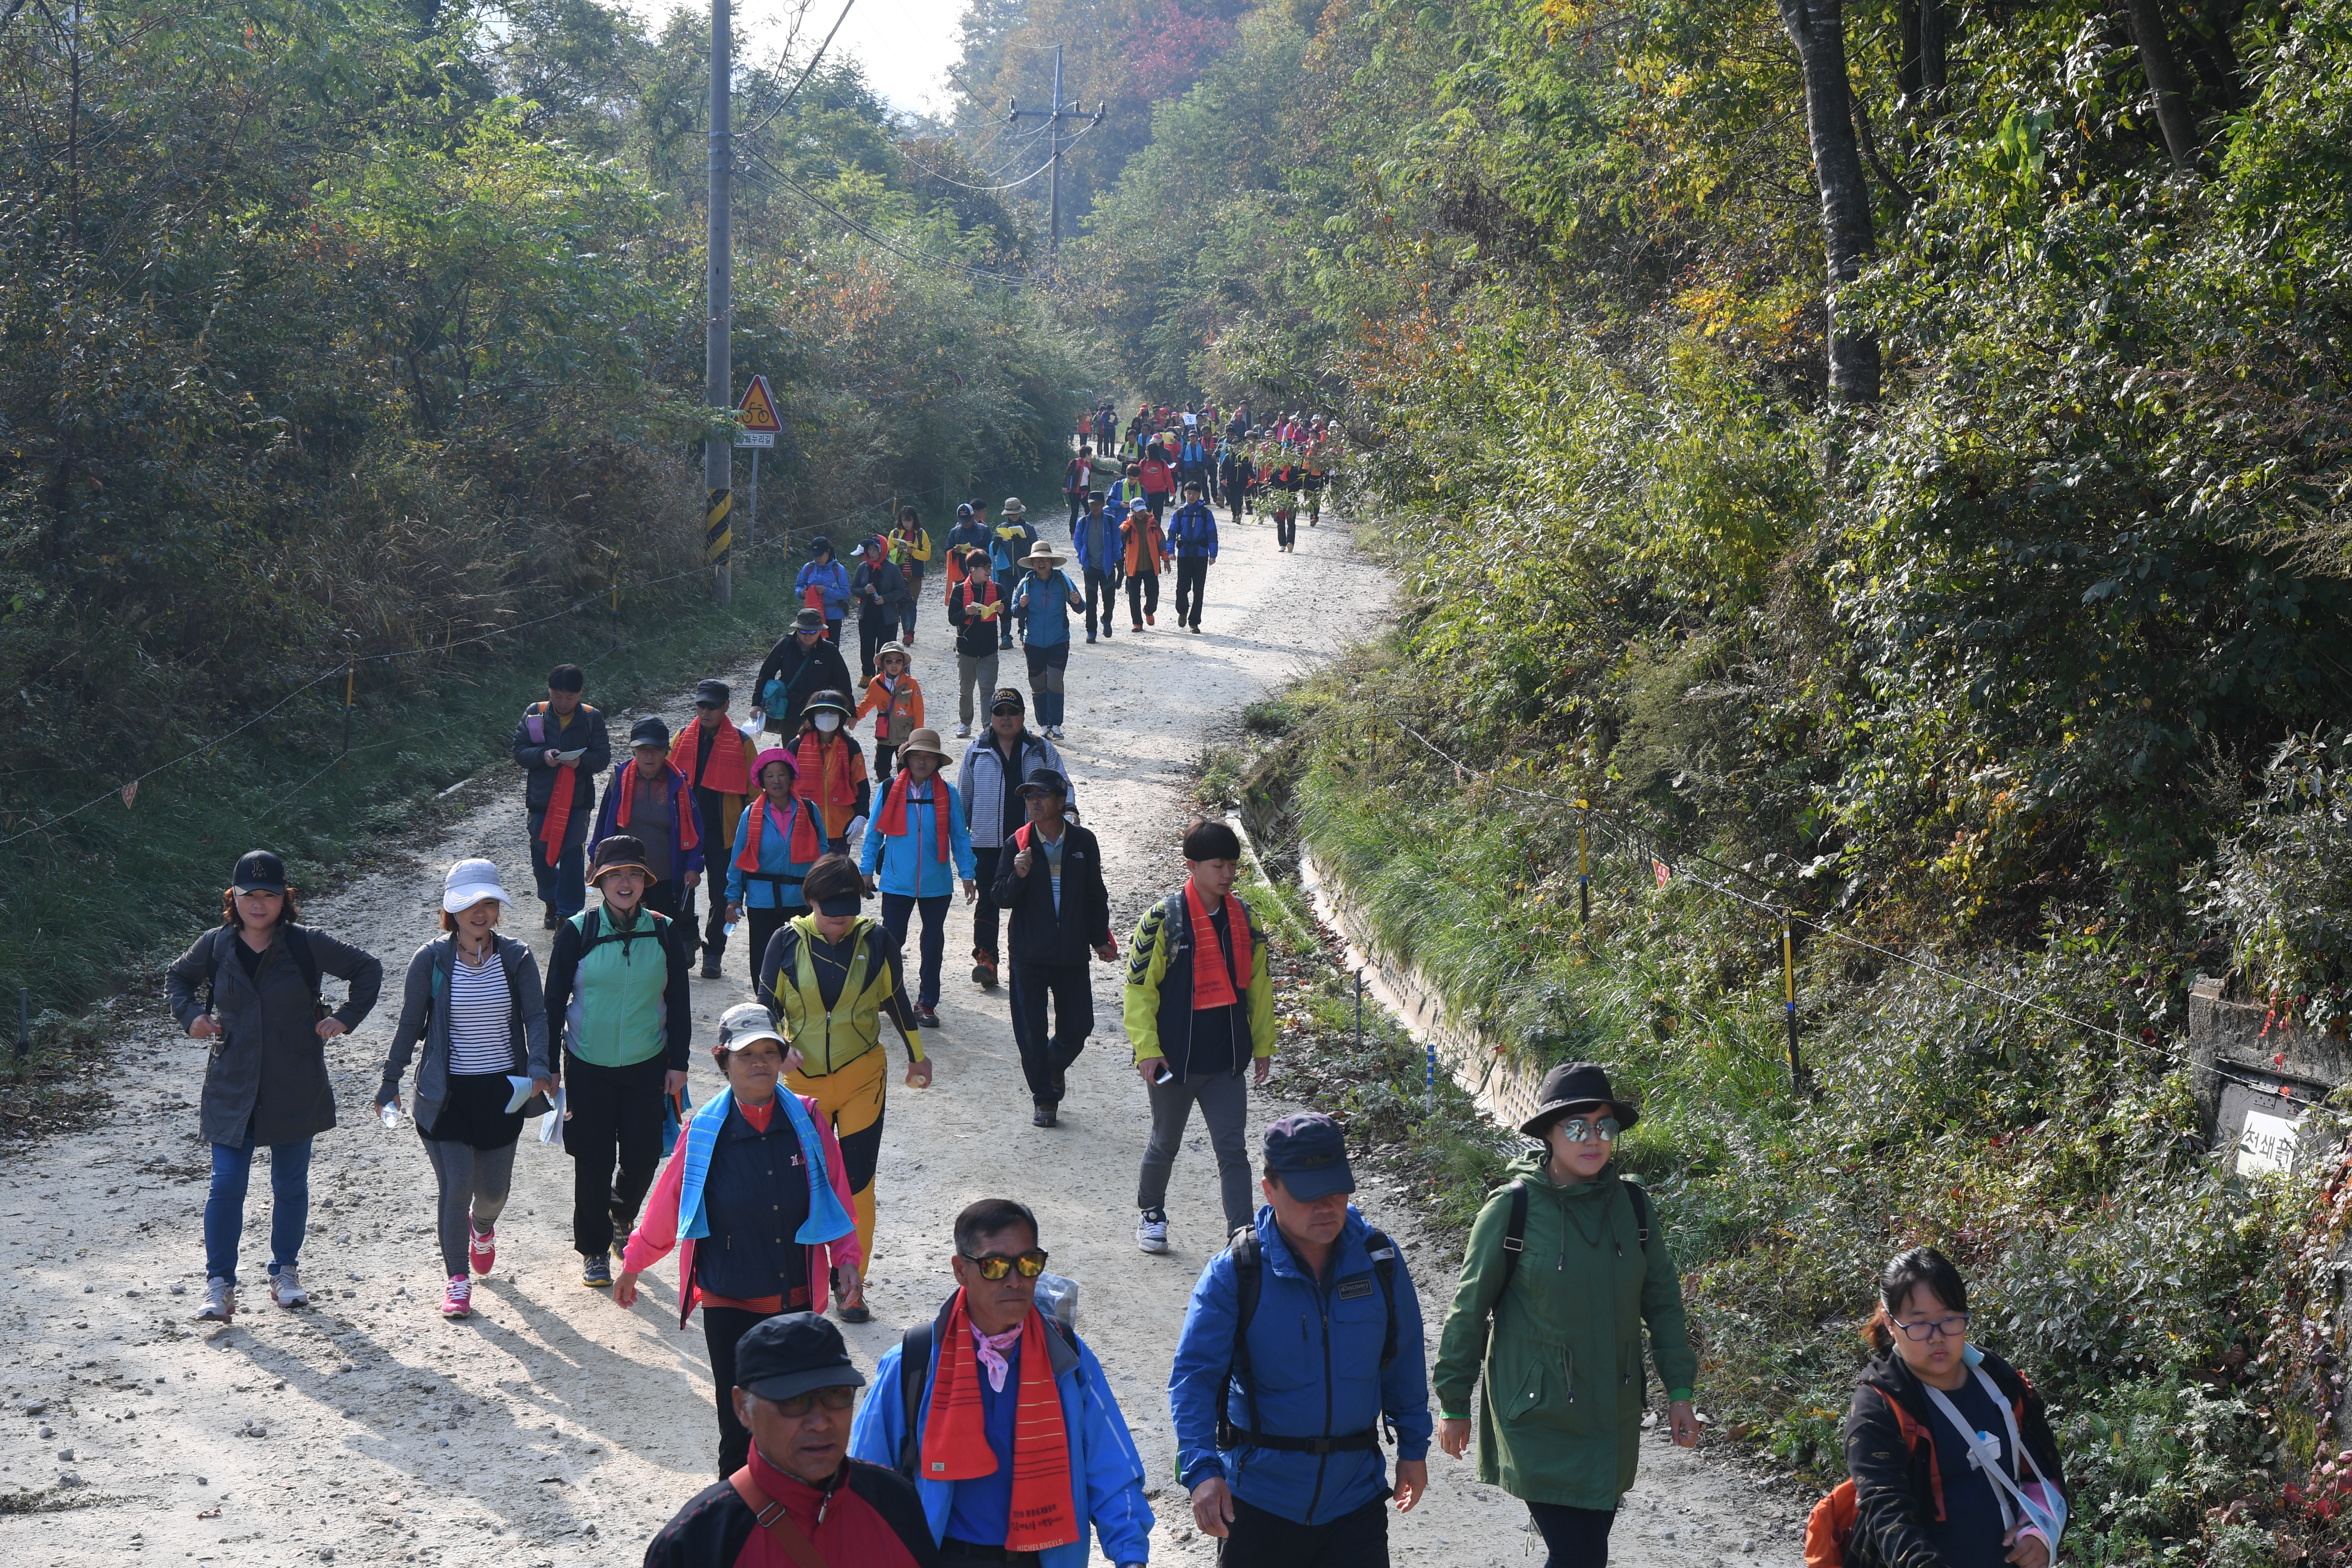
441, 1275, 473, 1320
1086, 633, 1097, 644
972, 951, 998, 989
580, 1253, 613, 1288
913, 1004, 941, 1029
468, 1223, 496, 1276
1135, 1209, 1170, 1254
1033, 1105, 1058, 1128
543, 903, 561, 930
196, 1278, 234, 1323
699, 961, 724, 980
1131, 621, 1143, 632
1102, 625, 1113, 638
269, 1266, 308, 1309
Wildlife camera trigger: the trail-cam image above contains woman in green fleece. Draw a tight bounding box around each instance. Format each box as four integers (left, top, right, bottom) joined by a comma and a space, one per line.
1432, 1061, 1699, 1567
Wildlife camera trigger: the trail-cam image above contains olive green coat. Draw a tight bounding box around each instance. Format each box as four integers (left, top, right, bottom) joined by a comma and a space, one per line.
1432, 1155, 1698, 1509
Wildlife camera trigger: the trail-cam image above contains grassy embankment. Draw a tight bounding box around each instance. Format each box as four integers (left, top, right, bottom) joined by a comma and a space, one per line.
1208, 663, 2300, 1567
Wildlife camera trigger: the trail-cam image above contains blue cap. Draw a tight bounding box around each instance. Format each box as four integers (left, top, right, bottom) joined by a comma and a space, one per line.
1263, 1112, 1354, 1200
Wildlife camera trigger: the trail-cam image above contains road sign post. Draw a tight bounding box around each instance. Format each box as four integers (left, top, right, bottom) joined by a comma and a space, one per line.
734, 376, 781, 565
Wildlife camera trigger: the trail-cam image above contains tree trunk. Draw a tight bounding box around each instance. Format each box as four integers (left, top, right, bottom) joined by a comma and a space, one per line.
2125, 0, 2201, 169
1778, 0, 1880, 403
1920, 0, 1946, 93
1898, 0, 1922, 102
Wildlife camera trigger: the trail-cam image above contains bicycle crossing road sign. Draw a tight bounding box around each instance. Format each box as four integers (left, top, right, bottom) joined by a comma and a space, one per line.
735, 376, 781, 447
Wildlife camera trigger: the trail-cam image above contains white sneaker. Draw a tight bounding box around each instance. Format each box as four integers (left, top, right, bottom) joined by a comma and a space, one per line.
196, 1278, 234, 1322
1135, 1209, 1169, 1254
269, 1266, 308, 1308
955, 723, 970, 738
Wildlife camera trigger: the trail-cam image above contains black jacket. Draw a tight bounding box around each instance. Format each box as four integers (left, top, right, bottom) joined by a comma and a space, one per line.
754, 634, 854, 735
166, 924, 383, 1145
948, 577, 1004, 659
642, 1458, 940, 1568
511, 700, 610, 813
990, 821, 1111, 967
851, 558, 912, 617
1842, 1348, 2066, 1568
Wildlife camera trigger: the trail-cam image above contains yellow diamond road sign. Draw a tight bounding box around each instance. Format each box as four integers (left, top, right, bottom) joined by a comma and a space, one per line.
735, 375, 780, 447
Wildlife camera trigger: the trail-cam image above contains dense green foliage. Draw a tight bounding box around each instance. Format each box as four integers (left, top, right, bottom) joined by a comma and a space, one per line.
0, 0, 1082, 1007
991, 0, 2352, 1553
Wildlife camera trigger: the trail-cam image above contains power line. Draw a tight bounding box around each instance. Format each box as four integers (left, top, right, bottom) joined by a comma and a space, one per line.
900, 117, 1096, 195
735, 0, 859, 142
739, 154, 1026, 287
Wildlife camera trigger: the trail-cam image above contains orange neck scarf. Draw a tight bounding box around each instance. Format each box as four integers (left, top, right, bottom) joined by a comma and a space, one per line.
793, 732, 857, 809
879, 773, 950, 864
917, 1294, 1076, 1553
1187, 881, 1248, 1012
736, 795, 825, 871
672, 718, 749, 795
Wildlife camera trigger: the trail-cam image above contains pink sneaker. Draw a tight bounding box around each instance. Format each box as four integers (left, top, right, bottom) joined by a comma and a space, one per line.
468, 1223, 495, 1275
441, 1275, 472, 1319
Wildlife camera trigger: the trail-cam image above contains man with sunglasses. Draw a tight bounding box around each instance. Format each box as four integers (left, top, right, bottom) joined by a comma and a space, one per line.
847, 1198, 1154, 1568
644, 1311, 943, 1567
1170, 1112, 1432, 1564
1431, 1062, 1699, 1566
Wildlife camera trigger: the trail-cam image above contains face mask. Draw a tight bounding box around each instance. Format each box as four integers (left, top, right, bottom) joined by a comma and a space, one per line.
814, 713, 840, 734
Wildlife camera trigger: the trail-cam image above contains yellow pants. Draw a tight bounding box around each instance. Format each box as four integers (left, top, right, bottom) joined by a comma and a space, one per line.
787, 1045, 887, 1263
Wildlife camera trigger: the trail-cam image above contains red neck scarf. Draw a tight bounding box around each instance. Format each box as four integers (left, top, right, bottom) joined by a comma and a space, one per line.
672, 718, 749, 794
736, 795, 826, 871
534, 703, 577, 867
918, 1293, 1076, 1553
879, 774, 950, 863
615, 760, 691, 849
793, 732, 858, 809
1187, 881, 1249, 1012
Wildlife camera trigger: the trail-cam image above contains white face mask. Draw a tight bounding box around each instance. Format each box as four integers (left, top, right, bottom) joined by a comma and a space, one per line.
814, 713, 840, 734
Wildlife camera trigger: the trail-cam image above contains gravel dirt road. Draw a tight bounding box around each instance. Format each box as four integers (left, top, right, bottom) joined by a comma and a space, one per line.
0, 508, 1805, 1565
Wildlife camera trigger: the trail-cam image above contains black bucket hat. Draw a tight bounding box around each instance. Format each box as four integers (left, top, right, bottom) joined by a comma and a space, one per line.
1520, 1061, 1639, 1138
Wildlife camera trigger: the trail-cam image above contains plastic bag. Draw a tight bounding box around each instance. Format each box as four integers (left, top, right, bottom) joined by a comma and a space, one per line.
1034, 1272, 1079, 1332
539, 1085, 567, 1147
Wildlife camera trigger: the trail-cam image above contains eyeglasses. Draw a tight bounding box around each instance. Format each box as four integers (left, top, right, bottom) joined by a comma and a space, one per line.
961, 1247, 1049, 1282
1892, 1313, 1969, 1342
1553, 1116, 1620, 1144
762, 1385, 858, 1417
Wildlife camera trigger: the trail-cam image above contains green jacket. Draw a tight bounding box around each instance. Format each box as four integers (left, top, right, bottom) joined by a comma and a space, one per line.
1432, 1155, 1698, 1509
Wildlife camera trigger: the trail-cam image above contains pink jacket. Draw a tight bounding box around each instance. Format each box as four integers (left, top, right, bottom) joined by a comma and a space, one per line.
620, 1092, 864, 1328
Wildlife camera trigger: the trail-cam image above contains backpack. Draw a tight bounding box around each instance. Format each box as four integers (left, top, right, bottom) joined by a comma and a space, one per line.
1485, 1177, 1650, 1349
1214, 1222, 1401, 1454
205, 925, 325, 1021
574, 904, 671, 959
894, 1312, 1081, 1480
1805, 1481, 1860, 1567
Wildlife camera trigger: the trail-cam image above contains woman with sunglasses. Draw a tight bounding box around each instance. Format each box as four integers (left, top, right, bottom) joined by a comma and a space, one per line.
615, 1002, 863, 1478
1833, 1247, 2064, 1568
1431, 1062, 1699, 1566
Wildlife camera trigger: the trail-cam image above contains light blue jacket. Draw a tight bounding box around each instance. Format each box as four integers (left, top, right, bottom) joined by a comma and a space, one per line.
1169, 1205, 1432, 1524
1013, 569, 1081, 648
847, 1295, 1156, 1567
724, 795, 830, 910
859, 777, 979, 897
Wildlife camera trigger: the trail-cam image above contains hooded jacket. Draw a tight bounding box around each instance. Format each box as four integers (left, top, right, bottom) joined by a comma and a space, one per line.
754, 634, 854, 738
166, 923, 384, 1146
1169, 1205, 1433, 1525
1840, 1347, 2066, 1568
1431, 1156, 1697, 1509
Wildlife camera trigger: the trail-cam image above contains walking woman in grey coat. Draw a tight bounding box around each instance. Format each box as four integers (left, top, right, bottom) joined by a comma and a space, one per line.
376, 860, 556, 1320
165, 850, 383, 1323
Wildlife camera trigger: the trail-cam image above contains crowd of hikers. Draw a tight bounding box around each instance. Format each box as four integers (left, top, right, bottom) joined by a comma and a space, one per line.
160, 416, 2063, 1566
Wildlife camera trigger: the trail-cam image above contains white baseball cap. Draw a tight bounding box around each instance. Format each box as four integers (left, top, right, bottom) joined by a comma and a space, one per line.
716, 1002, 788, 1054
441, 858, 515, 915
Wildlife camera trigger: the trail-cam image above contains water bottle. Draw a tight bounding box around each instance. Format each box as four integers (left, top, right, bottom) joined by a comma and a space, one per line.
379, 1101, 400, 1130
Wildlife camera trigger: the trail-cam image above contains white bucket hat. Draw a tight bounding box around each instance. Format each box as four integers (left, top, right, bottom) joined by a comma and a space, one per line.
442, 858, 515, 915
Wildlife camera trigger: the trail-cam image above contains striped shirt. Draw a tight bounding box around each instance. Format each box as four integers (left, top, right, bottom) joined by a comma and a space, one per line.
446, 948, 512, 1075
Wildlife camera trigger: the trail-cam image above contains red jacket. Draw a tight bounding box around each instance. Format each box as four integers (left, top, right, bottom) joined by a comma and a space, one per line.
644, 1450, 939, 1568
1139, 457, 1174, 495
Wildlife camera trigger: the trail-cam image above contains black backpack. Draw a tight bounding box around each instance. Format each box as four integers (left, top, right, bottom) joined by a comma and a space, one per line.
574, 905, 671, 960
1214, 1223, 1401, 1455
205, 925, 325, 1021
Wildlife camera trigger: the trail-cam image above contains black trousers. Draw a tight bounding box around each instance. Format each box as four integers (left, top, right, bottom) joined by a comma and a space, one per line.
1526, 1502, 1616, 1568
702, 1304, 776, 1478
1217, 1495, 1389, 1566
745, 904, 794, 999
684, 790, 731, 966
1009, 961, 1092, 1106
1275, 509, 1297, 549
1125, 569, 1159, 624
859, 612, 895, 683
1083, 568, 1121, 636
1174, 557, 1210, 628
562, 1051, 667, 1257
971, 848, 1004, 961
882, 891, 950, 1010
643, 879, 684, 924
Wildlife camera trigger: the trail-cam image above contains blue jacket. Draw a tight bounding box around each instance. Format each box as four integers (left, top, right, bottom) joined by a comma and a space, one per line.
795, 559, 851, 620
724, 795, 830, 910
1169, 1206, 1432, 1525
946, 520, 991, 564
859, 777, 979, 897
989, 520, 1040, 577
1168, 503, 1220, 561
1013, 569, 1080, 648
1072, 507, 1122, 574
847, 1294, 1156, 1568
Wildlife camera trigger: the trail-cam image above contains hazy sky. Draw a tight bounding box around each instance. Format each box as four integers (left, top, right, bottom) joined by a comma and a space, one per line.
628, 0, 971, 117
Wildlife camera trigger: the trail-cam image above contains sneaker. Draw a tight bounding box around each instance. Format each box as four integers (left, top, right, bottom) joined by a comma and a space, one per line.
196, 1278, 234, 1322
1033, 1105, 1058, 1128
913, 1004, 941, 1028
1131, 621, 1143, 632
955, 723, 971, 738
269, 1266, 308, 1309
441, 1275, 472, 1319
1086, 634, 1097, 644
1190, 624, 1203, 634
580, 1252, 613, 1288
468, 1223, 496, 1275
1146, 613, 1156, 626
972, 952, 998, 989
699, 962, 723, 980
1103, 625, 1113, 638
1135, 1209, 1170, 1254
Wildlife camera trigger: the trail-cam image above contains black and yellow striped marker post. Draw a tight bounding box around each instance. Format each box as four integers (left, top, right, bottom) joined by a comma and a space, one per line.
705, 487, 732, 568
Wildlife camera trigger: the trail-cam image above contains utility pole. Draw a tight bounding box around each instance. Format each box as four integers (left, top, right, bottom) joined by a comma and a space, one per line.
1007, 45, 1103, 260
703, 0, 733, 606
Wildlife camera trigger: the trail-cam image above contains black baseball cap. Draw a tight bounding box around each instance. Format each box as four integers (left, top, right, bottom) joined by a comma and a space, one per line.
1263, 1112, 1355, 1201
732, 1312, 867, 1403
1016, 767, 1070, 799
989, 687, 1025, 714
629, 716, 671, 749
231, 849, 289, 896
694, 679, 730, 708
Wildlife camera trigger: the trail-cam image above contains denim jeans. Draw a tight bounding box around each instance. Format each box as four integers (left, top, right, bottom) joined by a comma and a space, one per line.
205, 1135, 314, 1284
881, 891, 951, 1008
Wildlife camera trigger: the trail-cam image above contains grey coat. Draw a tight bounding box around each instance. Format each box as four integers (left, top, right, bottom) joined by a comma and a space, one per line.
375, 935, 552, 1136
165, 924, 384, 1146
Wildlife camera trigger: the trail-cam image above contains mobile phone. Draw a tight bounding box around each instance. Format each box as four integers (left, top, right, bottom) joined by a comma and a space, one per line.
1148, 1060, 1174, 1086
